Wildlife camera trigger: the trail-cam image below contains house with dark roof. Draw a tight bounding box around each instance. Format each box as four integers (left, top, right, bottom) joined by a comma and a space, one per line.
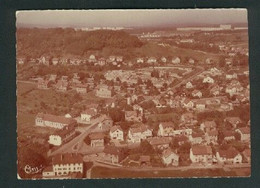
216, 147, 242, 164
147, 137, 171, 150
225, 117, 242, 129
190, 145, 213, 165
99, 146, 123, 164
127, 125, 152, 143
89, 132, 105, 147
81, 109, 98, 122
48, 125, 76, 146
109, 126, 124, 141
43, 153, 83, 178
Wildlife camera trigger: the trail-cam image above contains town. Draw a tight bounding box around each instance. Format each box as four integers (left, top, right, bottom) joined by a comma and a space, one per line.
17, 23, 250, 179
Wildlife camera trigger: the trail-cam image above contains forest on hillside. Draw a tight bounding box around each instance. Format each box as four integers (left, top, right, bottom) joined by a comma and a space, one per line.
16, 28, 144, 58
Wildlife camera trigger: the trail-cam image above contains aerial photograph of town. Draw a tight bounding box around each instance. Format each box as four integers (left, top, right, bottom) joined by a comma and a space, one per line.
16, 9, 250, 179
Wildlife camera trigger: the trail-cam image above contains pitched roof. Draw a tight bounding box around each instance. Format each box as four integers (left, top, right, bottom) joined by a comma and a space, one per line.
82, 109, 97, 116
191, 145, 212, 155
89, 132, 105, 140
162, 148, 178, 158
160, 122, 175, 129
147, 137, 171, 145
103, 146, 121, 155
53, 124, 75, 138
129, 125, 151, 134
207, 130, 218, 137
110, 125, 123, 133
203, 121, 217, 128
237, 127, 250, 134
225, 117, 242, 124
52, 153, 83, 165
218, 147, 240, 159
36, 113, 76, 125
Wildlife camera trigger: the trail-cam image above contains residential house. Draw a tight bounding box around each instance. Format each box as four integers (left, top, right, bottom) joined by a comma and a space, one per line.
161, 57, 167, 63
100, 146, 122, 164
89, 132, 105, 147
80, 109, 97, 122
209, 67, 222, 76
225, 117, 242, 129
52, 58, 59, 65
172, 57, 181, 64
195, 100, 206, 111
35, 113, 76, 129
88, 54, 96, 63
216, 147, 242, 164
109, 126, 124, 141
173, 128, 192, 137
43, 153, 83, 178
97, 115, 113, 131
75, 83, 88, 94
242, 149, 251, 163
188, 58, 195, 64
185, 81, 194, 89
192, 90, 203, 98
157, 122, 175, 137
139, 155, 151, 166
147, 57, 157, 64
223, 131, 235, 141
175, 135, 189, 145
182, 98, 194, 109
205, 130, 218, 145
37, 79, 51, 89
55, 80, 68, 92
96, 85, 112, 98
226, 70, 238, 79
48, 125, 76, 146
181, 112, 197, 125
203, 76, 215, 84
210, 84, 221, 96
200, 121, 217, 133
190, 145, 213, 165
136, 57, 144, 64
127, 125, 152, 143
147, 137, 171, 150
125, 110, 142, 122
96, 58, 106, 66
161, 148, 179, 166
235, 127, 250, 142
189, 132, 204, 144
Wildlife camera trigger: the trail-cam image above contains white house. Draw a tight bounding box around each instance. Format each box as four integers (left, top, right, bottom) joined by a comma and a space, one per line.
48, 125, 76, 146
109, 126, 124, 141
205, 130, 218, 145
81, 109, 97, 122
172, 57, 181, 64
161, 148, 179, 166
235, 127, 250, 142
192, 90, 202, 98
128, 125, 152, 143
42, 153, 83, 178
203, 76, 215, 84
35, 113, 76, 129
186, 81, 194, 89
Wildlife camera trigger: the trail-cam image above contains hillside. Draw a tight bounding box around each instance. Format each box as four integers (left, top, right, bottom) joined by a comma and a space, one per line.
16, 28, 144, 58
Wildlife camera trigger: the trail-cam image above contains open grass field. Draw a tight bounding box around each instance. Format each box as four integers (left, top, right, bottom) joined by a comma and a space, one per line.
91, 166, 249, 178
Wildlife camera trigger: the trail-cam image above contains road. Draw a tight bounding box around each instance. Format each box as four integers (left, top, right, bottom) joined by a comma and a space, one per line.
48, 115, 107, 156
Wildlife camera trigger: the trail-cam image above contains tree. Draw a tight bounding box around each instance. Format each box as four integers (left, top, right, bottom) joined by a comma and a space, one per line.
84, 135, 91, 145
139, 140, 155, 155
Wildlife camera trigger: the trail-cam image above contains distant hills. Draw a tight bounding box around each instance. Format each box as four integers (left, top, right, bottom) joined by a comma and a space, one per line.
16, 28, 144, 58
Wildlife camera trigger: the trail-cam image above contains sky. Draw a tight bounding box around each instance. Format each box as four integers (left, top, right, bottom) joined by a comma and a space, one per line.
16, 9, 248, 28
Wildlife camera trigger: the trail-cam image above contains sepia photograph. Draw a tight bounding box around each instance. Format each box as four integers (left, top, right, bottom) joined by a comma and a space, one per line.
16, 9, 250, 179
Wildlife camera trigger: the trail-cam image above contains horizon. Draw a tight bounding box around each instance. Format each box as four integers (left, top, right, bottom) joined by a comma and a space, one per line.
16, 9, 248, 29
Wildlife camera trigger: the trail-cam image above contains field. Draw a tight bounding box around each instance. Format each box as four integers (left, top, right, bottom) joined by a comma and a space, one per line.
91, 166, 250, 178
